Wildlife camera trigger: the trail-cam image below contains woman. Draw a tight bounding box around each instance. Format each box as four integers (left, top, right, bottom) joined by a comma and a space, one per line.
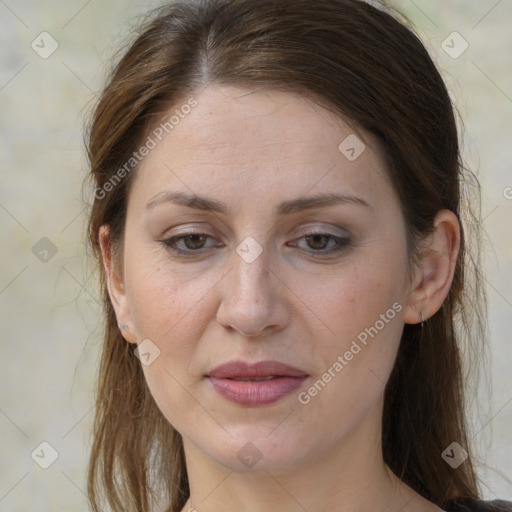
84, 0, 512, 511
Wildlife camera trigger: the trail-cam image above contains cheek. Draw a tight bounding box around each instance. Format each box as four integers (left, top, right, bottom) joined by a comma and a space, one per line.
123, 250, 223, 396
124, 246, 217, 341
298, 255, 406, 348
125, 254, 220, 432
293, 273, 404, 439
293, 250, 407, 398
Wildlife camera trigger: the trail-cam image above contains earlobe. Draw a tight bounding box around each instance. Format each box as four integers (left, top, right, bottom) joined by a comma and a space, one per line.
98, 226, 137, 344
403, 209, 460, 325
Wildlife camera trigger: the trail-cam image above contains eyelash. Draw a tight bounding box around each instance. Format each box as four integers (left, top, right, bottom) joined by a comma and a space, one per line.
161, 232, 222, 256
160, 229, 351, 257
293, 229, 351, 255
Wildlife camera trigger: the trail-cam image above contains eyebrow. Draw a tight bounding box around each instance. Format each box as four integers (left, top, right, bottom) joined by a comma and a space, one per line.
145, 191, 370, 215
277, 192, 369, 214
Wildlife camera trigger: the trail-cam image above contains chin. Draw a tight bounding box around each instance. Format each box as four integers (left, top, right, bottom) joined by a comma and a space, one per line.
189, 425, 316, 474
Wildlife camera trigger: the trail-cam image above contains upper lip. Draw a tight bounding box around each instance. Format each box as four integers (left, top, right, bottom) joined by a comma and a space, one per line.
207, 360, 309, 379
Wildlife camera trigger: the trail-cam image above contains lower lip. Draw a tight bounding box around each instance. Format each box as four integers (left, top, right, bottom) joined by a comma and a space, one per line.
208, 376, 308, 406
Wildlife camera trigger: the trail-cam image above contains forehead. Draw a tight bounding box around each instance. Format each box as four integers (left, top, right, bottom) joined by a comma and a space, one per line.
129, 85, 393, 210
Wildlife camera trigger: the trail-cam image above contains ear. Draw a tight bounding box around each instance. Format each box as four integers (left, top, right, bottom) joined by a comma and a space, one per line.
403, 209, 461, 324
99, 225, 137, 344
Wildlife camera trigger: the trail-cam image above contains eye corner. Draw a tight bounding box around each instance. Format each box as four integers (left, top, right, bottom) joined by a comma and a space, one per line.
287, 229, 352, 256
159, 230, 224, 257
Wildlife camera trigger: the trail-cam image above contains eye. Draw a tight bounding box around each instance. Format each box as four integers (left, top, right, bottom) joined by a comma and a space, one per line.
161, 232, 223, 255
289, 230, 351, 255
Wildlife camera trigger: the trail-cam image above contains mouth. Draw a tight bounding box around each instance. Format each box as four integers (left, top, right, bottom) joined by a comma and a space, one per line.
228, 376, 279, 381
206, 360, 309, 406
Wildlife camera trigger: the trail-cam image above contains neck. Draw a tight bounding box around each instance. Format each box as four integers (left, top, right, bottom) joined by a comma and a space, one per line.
179, 402, 437, 512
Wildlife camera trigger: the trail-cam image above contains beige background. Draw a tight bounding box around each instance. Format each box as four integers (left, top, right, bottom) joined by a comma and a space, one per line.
0, 0, 511, 510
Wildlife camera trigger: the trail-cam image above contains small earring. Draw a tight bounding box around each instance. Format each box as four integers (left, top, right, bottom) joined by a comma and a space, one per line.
419, 312, 424, 328
119, 323, 128, 331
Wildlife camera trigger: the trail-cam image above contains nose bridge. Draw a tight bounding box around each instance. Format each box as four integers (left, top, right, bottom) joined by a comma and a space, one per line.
230, 244, 273, 304
216, 242, 288, 336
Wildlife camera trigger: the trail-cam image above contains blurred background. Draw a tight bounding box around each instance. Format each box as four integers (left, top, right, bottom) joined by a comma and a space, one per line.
0, 0, 511, 510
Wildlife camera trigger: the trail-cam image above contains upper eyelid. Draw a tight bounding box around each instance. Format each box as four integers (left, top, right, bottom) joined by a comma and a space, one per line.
163, 228, 347, 241
296, 225, 348, 235
288, 232, 349, 248
161, 233, 222, 255
163, 221, 349, 236
162, 231, 349, 254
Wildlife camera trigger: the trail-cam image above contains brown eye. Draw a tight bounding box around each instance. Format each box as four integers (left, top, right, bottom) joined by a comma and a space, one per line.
161, 231, 223, 255
183, 234, 208, 250
288, 230, 351, 255
305, 234, 331, 250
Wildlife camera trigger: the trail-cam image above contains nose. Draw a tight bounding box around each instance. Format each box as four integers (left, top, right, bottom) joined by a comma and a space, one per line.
216, 247, 290, 337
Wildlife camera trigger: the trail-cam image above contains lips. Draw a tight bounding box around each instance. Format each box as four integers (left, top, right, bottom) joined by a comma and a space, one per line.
206, 360, 309, 406
207, 360, 309, 379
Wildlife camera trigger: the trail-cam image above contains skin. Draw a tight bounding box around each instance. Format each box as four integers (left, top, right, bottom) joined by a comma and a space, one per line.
100, 85, 460, 512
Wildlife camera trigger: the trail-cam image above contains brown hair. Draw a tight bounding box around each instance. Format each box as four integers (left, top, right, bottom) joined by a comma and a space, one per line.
85, 0, 486, 511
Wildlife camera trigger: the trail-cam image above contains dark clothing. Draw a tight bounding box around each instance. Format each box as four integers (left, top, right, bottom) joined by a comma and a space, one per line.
446, 499, 512, 511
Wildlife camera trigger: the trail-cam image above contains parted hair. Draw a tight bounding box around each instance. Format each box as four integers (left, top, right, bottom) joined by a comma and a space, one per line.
85, 1, 486, 511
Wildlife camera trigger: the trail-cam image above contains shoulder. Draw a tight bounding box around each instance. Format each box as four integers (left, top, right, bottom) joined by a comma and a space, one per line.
445, 499, 512, 512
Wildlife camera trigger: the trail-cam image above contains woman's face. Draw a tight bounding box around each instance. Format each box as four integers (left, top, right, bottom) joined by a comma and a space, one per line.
113, 85, 416, 472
